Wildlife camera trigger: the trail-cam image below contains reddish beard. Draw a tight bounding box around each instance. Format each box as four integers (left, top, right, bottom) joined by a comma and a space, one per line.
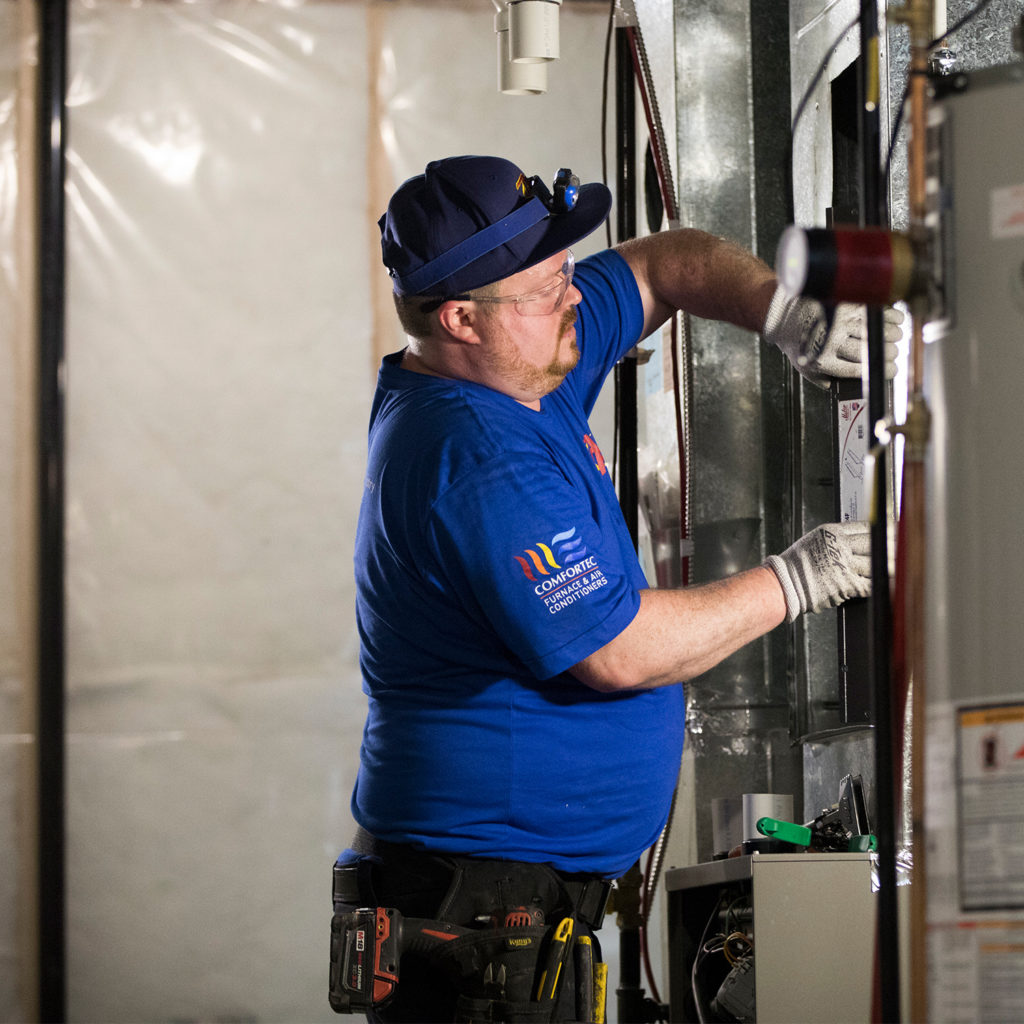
559, 305, 578, 339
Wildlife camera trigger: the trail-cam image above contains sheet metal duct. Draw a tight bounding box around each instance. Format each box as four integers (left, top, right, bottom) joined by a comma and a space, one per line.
668, 0, 896, 859
668, 0, 800, 865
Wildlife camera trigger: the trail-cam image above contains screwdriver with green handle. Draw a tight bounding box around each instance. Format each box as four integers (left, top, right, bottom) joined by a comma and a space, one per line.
757, 816, 876, 851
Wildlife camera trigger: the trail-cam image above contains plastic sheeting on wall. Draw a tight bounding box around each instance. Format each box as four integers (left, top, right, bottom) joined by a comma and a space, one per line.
62, 4, 370, 1020
2, 1, 614, 1020
1, 3, 40, 1019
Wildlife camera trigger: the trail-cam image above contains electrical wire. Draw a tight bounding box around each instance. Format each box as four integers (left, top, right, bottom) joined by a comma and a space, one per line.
884, 87, 910, 182
639, 842, 664, 1010
791, 13, 860, 138
688, 895, 755, 1022
601, 0, 618, 484
690, 894, 725, 1024
788, 0, 992, 145
688, 896, 755, 1023
884, 0, 1000, 180
722, 931, 754, 967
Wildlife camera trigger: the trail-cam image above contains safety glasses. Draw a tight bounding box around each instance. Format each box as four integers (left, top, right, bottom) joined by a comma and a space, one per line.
468, 250, 575, 317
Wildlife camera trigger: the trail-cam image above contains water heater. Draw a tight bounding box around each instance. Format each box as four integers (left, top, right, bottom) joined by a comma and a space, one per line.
924, 61, 1024, 1024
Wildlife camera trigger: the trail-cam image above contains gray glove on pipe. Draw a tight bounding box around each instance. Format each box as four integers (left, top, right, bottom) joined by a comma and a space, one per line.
762, 284, 904, 387
765, 521, 871, 622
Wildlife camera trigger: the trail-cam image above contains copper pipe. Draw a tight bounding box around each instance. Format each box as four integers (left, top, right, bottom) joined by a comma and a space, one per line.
897, 2, 934, 1021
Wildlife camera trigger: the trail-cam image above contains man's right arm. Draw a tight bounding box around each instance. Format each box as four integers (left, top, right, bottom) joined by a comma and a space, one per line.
614, 229, 902, 385
615, 229, 777, 343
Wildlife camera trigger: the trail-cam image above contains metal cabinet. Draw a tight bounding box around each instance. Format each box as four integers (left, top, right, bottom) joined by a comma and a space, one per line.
665, 853, 876, 1023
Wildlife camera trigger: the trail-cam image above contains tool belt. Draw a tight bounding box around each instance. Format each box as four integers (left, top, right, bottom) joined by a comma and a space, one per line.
329, 832, 611, 1022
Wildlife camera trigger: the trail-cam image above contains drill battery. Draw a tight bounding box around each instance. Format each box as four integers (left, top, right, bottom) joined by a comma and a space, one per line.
329, 906, 401, 1013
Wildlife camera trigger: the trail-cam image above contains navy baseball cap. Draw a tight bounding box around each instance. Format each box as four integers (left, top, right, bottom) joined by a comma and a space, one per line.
379, 155, 612, 297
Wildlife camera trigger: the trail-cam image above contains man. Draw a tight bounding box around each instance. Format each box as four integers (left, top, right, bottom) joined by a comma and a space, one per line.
333, 156, 897, 1022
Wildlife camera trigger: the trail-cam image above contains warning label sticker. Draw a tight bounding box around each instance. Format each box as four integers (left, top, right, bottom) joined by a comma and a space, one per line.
957, 702, 1024, 912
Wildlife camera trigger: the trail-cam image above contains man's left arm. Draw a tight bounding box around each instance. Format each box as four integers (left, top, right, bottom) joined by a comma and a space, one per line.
615, 229, 902, 384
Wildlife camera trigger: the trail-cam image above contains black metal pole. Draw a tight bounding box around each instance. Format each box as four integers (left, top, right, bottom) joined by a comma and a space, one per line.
858, 3, 900, 1021
613, 23, 648, 1024
37, 3, 69, 1020
614, 25, 638, 548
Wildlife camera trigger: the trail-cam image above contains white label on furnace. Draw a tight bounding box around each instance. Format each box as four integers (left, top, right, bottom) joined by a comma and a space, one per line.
838, 398, 868, 522
991, 184, 1024, 239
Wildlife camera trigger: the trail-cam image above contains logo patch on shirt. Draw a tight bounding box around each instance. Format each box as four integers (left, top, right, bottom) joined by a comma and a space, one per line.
583, 433, 607, 475
513, 527, 609, 615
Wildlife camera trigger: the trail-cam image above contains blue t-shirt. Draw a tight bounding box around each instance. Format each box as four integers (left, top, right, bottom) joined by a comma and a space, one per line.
351, 249, 685, 878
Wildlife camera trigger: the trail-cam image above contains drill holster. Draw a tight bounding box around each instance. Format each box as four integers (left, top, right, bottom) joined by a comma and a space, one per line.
329, 849, 609, 1022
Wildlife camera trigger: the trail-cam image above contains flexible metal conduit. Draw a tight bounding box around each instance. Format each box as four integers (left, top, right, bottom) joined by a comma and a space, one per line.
624, 22, 690, 593
623, 18, 687, 1011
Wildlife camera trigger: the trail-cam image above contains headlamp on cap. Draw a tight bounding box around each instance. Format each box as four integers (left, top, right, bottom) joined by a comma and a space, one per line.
525, 168, 580, 216
391, 167, 583, 299
379, 154, 612, 302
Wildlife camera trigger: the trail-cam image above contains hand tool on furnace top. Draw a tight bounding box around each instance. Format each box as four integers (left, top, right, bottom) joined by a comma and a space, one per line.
755, 774, 876, 852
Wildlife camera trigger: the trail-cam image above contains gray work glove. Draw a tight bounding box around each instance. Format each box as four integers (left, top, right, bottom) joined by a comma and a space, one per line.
764, 521, 871, 622
762, 284, 904, 387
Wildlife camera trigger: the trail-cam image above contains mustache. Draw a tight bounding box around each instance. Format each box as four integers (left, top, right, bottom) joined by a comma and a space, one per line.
559, 306, 578, 335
